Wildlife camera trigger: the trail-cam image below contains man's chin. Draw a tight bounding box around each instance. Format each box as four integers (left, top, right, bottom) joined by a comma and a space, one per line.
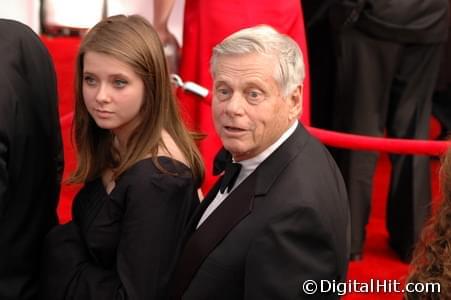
223, 146, 241, 157
224, 147, 252, 162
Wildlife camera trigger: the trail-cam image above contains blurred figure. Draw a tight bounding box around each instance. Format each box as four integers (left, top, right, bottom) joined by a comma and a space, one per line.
302, 0, 337, 130
432, 1, 451, 140
154, 0, 311, 190
330, 0, 449, 261
153, 0, 181, 74
169, 25, 349, 299
41, 15, 204, 299
406, 148, 451, 299
0, 19, 64, 299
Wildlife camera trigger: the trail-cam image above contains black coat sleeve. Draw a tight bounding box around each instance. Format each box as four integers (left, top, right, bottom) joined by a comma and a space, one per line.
42, 174, 197, 300
244, 207, 341, 299
0, 82, 14, 216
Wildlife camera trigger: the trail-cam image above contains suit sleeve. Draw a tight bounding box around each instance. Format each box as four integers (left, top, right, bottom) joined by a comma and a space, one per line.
0, 124, 8, 217
0, 84, 13, 216
42, 175, 195, 299
244, 207, 340, 299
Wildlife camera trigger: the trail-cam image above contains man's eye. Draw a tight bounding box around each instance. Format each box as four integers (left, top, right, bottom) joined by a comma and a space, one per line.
247, 90, 264, 103
114, 80, 127, 88
216, 88, 231, 100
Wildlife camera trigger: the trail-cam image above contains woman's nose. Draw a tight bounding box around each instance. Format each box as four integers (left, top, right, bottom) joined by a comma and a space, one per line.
95, 84, 111, 104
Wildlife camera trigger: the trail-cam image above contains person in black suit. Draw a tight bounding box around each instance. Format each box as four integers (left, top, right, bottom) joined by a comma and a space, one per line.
169, 25, 350, 300
330, 0, 449, 262
0, 19, 64, 299
41, 15, 204, 299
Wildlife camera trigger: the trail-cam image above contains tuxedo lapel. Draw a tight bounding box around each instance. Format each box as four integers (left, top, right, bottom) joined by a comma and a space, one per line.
169, 174, 256, 299
186, 180, 221, 235
174, 179, 222, 273
253, 125, 308, 195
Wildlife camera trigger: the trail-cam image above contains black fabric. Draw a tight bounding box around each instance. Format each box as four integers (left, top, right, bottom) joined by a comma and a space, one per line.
41, 157, 199, 299
302, 0, 338, 130
302, 0, 337, 27
333, 0, 449, 43
432, 1, 451, 134
0, 19, 64, 300
212, 147, 231, 176
219, 162, 242, 193
213, 148, 242, 193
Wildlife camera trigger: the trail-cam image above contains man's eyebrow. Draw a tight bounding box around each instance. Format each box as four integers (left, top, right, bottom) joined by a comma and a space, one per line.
213, 80, 229, 86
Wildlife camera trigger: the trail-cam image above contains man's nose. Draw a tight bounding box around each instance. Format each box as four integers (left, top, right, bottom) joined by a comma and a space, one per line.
224, 92, 245, 116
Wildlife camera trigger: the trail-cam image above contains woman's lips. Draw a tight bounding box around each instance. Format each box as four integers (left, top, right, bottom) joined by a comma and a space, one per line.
94, 109, 114, 118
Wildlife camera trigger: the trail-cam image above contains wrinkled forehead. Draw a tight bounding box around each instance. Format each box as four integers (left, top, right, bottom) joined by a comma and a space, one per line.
212, 53, 283, 95
213, 52, 279, 78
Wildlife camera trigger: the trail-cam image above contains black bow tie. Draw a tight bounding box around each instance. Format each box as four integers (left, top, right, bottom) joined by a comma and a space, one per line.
213, 148, 232, 176
219, 161, 242, 193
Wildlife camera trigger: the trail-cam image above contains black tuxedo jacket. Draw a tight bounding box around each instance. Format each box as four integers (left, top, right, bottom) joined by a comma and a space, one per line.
170, 124, 350, 299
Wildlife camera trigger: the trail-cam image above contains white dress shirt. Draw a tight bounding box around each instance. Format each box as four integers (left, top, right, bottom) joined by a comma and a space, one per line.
197, 121, 299, 228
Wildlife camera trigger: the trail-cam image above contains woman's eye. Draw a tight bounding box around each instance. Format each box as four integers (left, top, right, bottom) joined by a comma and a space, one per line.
84, 76, 96, 86
114, 80, 127, 88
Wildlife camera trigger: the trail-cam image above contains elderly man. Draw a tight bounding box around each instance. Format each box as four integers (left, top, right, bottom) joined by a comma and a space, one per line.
169, 25, 349, 299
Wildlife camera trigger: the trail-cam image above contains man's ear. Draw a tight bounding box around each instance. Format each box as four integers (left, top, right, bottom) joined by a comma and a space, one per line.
288, 85, 303, 121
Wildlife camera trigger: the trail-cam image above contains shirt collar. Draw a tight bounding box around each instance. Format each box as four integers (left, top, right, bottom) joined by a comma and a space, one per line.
235, 121, 298, 174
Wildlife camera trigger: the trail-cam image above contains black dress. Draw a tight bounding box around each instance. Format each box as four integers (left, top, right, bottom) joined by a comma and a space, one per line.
42, 157, 199, 299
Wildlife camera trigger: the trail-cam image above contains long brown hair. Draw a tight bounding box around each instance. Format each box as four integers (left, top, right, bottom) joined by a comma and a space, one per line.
406, 148, 451, 299
70, 14, 204, 184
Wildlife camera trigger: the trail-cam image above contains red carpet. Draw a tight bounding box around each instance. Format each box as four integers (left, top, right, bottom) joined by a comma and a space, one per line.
42, 36, 441, 300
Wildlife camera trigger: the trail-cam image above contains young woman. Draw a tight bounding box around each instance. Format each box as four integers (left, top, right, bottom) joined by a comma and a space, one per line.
41, 14, 204, 299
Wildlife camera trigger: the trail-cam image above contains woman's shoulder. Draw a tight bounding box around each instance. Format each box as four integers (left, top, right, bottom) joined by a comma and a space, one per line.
113, 129, 199, 193
117, 156, 195, 191
124, 156, 191, 176
110, 157, 199, 210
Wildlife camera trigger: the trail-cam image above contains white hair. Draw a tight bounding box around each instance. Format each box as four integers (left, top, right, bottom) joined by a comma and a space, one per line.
210, 25, 305, 97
